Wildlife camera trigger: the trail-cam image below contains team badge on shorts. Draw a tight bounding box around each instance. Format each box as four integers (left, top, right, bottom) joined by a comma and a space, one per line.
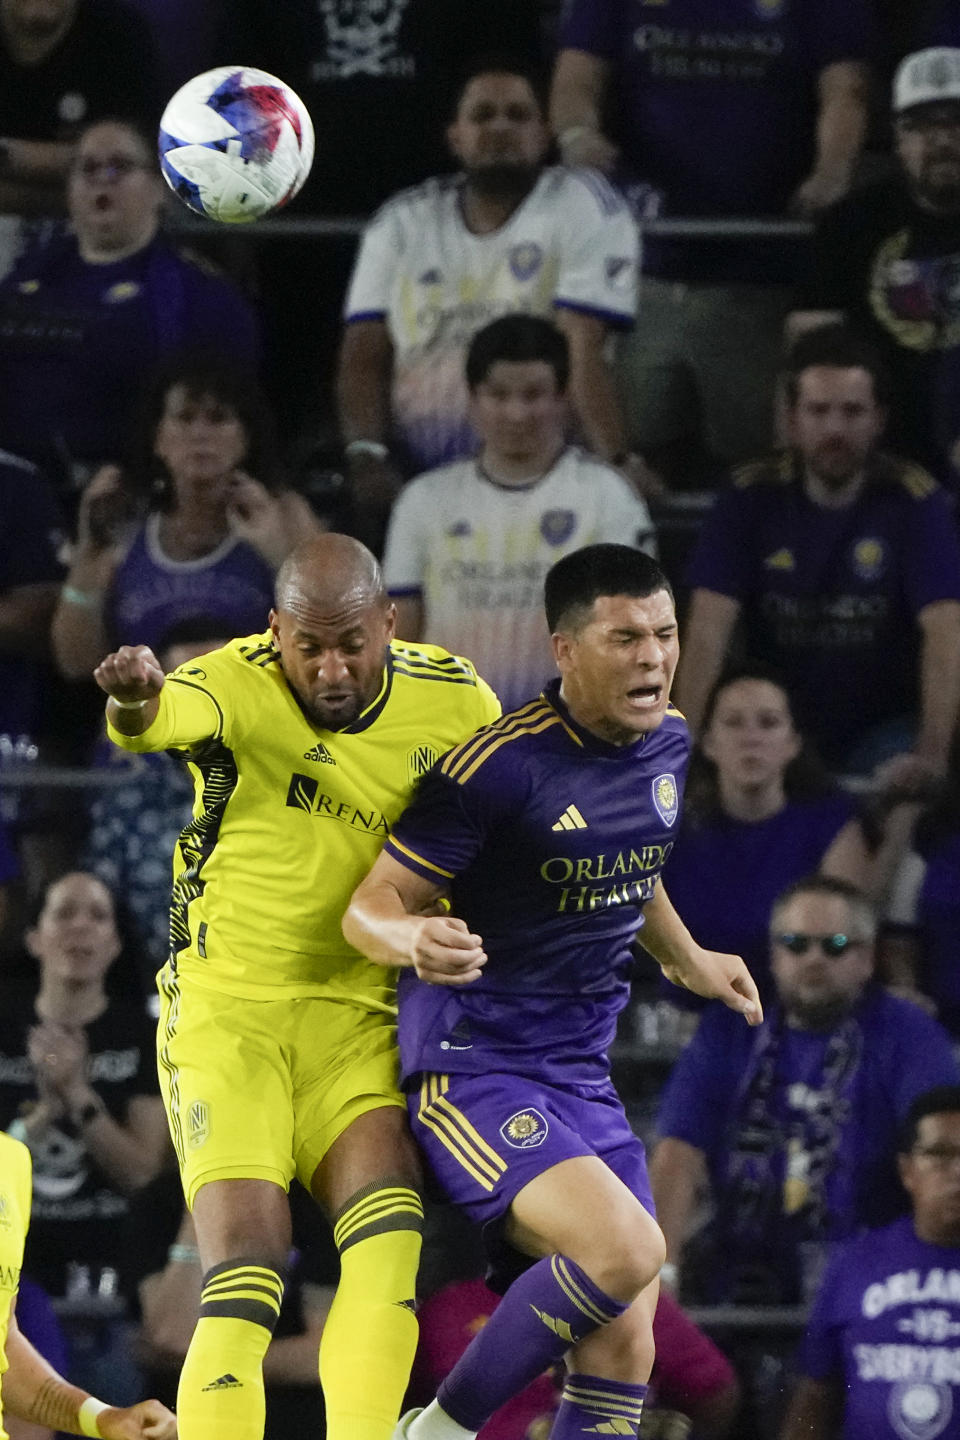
500, 1109, 548, 1149
187, 1100, 210, 1150
652, 774, 678, 827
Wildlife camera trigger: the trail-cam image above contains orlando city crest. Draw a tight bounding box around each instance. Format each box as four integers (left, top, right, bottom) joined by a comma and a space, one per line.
500, 1108, 548, 1149
652, 773, 678, 827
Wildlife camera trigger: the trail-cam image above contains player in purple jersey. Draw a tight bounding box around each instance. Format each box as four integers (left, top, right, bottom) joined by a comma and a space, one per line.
343, 544, 763, 1440
782, 1085, 960, 1440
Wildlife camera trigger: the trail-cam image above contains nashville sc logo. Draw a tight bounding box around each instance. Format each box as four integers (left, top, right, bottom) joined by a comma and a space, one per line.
286, 773, 390, 835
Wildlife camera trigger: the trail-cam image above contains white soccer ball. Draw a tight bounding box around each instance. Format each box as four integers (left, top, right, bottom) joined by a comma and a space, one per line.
159, 66, 315, 223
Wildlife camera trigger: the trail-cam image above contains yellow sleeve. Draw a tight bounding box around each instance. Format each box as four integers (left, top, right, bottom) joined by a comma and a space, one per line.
106, 673, 224, 753
476, 675, 502, 724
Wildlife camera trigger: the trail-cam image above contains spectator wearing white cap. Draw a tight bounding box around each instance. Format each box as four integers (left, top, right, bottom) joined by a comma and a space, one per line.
791, 48, 960, 489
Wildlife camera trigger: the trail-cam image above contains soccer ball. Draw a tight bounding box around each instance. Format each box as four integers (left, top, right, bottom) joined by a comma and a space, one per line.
159, 67, 315, 223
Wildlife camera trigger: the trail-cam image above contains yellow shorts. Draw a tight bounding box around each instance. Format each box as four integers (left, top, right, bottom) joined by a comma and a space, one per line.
156, 964, 405, 1208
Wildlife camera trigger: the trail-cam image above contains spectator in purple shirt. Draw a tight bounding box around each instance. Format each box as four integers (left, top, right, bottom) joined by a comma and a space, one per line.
0, 118, 260, 510
550, 0, 873, 486
50, 358, 323, 683
674, 325, 960, 786
651, 876, 960, 1311
659, 667, 883, 1009
782, 1084, 960, 1440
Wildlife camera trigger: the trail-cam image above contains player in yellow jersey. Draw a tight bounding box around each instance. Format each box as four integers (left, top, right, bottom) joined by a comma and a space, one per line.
0, 1131, 175, 1439
92, 533, 499, 1440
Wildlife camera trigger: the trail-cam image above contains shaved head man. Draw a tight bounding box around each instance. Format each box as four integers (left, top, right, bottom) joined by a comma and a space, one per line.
93, 534, 499, 1440
270, 533, 397, 730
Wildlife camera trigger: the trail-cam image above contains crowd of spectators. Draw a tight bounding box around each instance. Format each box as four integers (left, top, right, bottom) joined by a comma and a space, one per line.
4, 3, 960, 1438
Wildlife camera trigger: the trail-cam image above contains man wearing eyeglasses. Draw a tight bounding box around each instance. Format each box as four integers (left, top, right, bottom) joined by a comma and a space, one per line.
782, 1084, 960, 1440
650, 875, 960, 1310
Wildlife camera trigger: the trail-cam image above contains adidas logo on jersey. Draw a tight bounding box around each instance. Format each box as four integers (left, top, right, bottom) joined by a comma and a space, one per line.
303, 741, 336, 764
202, 1374, 243, 1392
552, 804, 587, 831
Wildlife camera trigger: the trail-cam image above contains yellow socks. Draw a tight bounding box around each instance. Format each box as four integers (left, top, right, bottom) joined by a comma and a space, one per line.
319, 1180, 424, 1439
176, 1260, 284, 1440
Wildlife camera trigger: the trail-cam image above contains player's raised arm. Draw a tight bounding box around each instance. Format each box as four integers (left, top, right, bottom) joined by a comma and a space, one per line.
640, 876, 763, 1025
94, 644, 165, 735
344, 851, 487, 987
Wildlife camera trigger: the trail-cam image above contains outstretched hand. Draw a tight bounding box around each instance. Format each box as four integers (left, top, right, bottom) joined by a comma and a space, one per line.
93, 645, 165, 704
98, 1399, 177, 1439
409, 915, 487, 987
660, 947, 763, 1026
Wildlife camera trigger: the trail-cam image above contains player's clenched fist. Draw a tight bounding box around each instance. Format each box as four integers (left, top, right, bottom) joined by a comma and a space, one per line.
97, 1398, 177, 1439
410, 915, 487, 987
93, 645, 165, 704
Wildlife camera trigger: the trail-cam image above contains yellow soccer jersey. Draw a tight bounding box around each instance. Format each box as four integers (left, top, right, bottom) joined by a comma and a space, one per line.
0, 1133, 31, 1440
108, 633, 500, 1005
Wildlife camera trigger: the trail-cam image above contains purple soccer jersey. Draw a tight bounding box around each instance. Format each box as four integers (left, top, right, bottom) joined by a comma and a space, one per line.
686, 453, 960, 766
387, 680, 690, 1088
558, 0, 873, 280
801, 1216, 960, 1440
108, 516, 275, 652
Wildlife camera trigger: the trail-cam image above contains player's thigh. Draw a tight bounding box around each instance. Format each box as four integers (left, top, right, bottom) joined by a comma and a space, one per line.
157, 967, 296, 1209
411, 1071, 662, 1294
291, 1000, 409, 1202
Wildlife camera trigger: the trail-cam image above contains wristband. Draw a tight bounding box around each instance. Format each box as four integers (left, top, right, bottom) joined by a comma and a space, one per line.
109, 697, 149, 711
78, 1396, 109, 1437
344, 438, 390, 461
167, 1242, 200, 1264
61, 584, 102, 609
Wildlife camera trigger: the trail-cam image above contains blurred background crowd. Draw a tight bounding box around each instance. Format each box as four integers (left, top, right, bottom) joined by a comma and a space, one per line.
5, 1, 960, 1437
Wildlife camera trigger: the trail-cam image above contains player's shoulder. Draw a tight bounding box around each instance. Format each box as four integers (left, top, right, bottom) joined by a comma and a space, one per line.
543, 164, 631, 219
166, 631, 279, 692
390, 640, 486, 688
561, 445, 639, 496
437, 694, 567, 787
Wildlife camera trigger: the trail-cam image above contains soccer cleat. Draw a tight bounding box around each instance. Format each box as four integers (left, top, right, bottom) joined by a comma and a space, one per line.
393, 1409, 423, 1438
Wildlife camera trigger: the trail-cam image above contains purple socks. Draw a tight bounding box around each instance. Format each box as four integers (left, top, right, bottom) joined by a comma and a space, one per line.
437, 1254, 628, 1431
550, 1373, 648, 1436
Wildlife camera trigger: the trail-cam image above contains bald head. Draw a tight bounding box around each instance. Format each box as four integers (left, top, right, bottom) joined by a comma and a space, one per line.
275, 532, 385, 619
270, 533, 396, 730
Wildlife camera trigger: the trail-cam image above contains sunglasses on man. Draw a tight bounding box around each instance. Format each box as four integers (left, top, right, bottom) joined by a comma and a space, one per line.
773, 933, 865, 958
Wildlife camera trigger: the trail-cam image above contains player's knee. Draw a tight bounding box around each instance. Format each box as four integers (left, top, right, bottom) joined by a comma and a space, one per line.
573, 1211, 666, 1302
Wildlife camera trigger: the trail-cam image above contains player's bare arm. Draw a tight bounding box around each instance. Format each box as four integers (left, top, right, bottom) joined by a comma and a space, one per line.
93, 644, 165, 736
3, 1312, 177, 1438
344, 851, 487, 986
641, 877, 763, 1025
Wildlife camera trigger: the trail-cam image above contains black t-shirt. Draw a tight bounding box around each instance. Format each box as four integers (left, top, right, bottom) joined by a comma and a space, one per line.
807, 177, 960, 479
235, 0, 546, 214
0, 994, 159, 1295
0, 0, 160, 141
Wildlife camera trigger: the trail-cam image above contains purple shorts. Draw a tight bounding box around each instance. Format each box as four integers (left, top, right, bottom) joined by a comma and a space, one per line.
408, 1070, 654, 1231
